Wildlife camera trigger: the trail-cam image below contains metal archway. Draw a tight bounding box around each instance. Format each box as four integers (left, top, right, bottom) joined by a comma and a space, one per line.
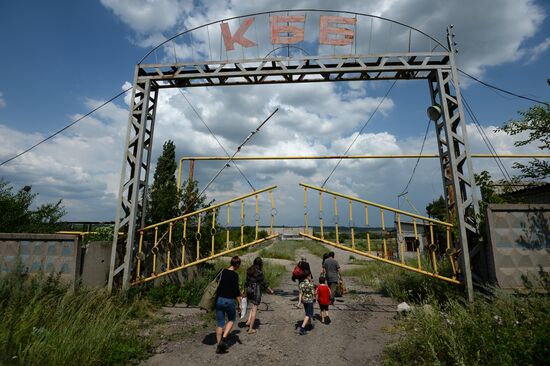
108, 10, 480, 301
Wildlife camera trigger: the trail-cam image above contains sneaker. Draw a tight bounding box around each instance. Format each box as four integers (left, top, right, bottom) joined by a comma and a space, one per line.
216, 339, 228, 353
299, 327, 306, 336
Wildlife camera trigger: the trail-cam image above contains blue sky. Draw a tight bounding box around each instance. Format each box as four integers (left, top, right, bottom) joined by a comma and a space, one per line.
0, 0, 548, 224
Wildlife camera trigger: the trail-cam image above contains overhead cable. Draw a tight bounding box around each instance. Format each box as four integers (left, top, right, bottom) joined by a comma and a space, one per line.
321, 80, 397, 188
458, 69, 549, 107
0, 87, 132, 167
185, 108, 279, 214
461, 94, 516, 188
399, 119, 431, 196
175, 88, 257, 191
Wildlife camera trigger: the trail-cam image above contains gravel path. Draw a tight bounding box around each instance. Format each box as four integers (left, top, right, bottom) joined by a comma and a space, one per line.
141, 242, 397, 366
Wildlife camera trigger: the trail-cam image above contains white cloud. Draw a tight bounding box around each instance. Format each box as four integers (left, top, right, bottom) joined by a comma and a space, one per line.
0, 91, 5, 108
2, 0, 548, 224
100, 0, 190, 34
101, 0, 546, 79
1, 77, 544, 224
525, 37, 550, 64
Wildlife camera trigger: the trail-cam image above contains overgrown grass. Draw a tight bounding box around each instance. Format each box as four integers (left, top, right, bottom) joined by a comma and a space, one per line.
0, 270, 153, 365
383, 283, 550, 365
259, 240, 329, 261
344, 260, 462, 303
345, 260, 550, 365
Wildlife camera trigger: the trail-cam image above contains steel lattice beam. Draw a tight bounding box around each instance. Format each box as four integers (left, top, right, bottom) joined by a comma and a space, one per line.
428, 28, 480, 301
110, 36, 480, 300
108, 70, 158, 291
137, 53, 450, 87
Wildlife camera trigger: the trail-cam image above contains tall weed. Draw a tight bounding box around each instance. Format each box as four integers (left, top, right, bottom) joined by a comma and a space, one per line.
0, 270, 150, 365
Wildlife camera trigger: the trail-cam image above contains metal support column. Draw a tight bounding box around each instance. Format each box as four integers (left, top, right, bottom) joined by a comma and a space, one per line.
108, 67, 159, 292
428, 26, 480, 301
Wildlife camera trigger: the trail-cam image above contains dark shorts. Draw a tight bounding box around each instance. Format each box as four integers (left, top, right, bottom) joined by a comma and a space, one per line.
215, 297, 236, 327
319, 303, 329, 311
303, 302, 314, 318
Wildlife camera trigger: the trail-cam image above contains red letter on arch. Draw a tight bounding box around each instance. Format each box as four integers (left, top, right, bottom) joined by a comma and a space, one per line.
319, 16, 356, 46
270, 15, 305, 44
220, 18, 257, 51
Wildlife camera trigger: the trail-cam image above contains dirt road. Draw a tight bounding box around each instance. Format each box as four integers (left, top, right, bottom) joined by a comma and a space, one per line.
142, 244, 396, 366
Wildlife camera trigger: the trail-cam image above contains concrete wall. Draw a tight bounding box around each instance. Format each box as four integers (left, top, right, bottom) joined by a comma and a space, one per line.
486, 204, 550, 289
0, 233, 81, 285
80, 241, 111, 287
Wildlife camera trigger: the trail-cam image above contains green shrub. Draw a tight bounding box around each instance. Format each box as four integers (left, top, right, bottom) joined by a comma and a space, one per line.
0, 269, 150, 365
345, 260, 462, 303
384, 287, 550, 365
136, 259, 286, 307
345, 261, 550, 366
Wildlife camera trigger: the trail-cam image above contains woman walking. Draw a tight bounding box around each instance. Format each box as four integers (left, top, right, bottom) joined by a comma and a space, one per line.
215, 256, 242, 354
245, 257, 274, 334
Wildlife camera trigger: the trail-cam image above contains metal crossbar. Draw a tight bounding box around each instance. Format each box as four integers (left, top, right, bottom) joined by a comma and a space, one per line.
299, 183, 461, 285
132, 186, 279, 285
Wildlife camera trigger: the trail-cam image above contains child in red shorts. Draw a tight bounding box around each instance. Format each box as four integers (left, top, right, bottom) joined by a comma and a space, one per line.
316, 276, 331, 324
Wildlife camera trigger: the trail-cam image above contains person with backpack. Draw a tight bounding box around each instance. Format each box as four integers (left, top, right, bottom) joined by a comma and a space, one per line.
215, 256, 242, 354
292, 256, 311, 283
244, 257, 274, 334
297, 273, 315, 335
293, 256, 312, 307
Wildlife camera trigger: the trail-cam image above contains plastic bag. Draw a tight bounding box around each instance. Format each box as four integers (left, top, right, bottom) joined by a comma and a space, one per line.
240, 297, 248, 320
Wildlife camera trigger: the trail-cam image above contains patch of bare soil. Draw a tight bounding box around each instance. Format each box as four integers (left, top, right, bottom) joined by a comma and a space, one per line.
141, 243, 397, 366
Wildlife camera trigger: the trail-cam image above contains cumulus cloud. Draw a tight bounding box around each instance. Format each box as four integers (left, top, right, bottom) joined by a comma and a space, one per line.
0, 91, 5, 108
100, 0, 189, 34
2, 0, 547, 224
525, 37, 550, 64
1, 77, 543, 224
101, 0, 546, 79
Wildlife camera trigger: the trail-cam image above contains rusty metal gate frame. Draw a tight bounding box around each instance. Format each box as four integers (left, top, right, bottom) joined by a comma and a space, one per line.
109, 10, 479, 300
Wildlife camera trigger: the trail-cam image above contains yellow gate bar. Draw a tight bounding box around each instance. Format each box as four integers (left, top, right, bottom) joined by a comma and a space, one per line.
140, 185, 277, 232
299, 183, 452, 227
300, 232, 461, 285
132, 234, 279, 285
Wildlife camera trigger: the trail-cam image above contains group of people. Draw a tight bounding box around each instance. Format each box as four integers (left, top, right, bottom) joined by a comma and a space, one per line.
294, 251, 342, 335
213, 251, 342, 354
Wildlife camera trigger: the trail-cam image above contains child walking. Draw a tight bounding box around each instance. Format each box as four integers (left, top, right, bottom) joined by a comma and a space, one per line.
316, 276, 331, 324
297, 274, 315, 335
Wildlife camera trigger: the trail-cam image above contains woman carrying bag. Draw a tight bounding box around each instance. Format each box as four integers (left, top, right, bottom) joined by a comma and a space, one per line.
214, 256, 242, 354
244, 257, 274, 334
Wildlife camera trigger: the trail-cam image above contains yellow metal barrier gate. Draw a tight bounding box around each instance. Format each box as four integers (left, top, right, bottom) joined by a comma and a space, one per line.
132, 186, 279, 285
299, 183, 461, 285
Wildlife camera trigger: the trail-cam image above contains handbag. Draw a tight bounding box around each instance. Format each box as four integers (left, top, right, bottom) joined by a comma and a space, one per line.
198, 269, 223, 311
336, 279, 347, 297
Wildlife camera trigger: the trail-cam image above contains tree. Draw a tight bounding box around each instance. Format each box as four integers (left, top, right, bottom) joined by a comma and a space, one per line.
497, 83, 550, 179
425, 196, 449, 251
147, 141, 180, 225
0, 179, 66, 233
425, 196, 448, 222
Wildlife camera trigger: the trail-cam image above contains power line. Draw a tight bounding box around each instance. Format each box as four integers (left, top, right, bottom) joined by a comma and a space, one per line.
0, 87, 132, 167
175, 88, 257, 191
183, 109, 278, 215
458, 69, 549, 107
461, 94, 516, 188
399, 119, 431, 195
321, 80, 397, 188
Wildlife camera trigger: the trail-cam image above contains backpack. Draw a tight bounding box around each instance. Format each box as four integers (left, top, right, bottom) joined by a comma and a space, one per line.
292, 265, 305, 279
